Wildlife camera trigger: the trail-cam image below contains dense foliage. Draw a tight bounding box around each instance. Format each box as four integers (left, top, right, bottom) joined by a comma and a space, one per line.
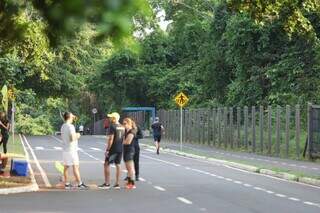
1, 0, 320, 134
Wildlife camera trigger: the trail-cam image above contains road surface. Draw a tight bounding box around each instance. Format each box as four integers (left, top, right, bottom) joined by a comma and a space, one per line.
0, 135, 319, 213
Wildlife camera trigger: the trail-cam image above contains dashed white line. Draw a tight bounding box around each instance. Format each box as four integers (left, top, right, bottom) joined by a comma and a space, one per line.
289, 197, 300, 202
90, 147, 102, 151
177, 197, 193, 205
54, 146, 62, 150
139, 177, 146, 182
265, 190, 274, 194
243, 184, 252, 187
275, 194, 287, 198
234, 181, 242, 184
35, 146, 44, 150
154, 186, 166, 191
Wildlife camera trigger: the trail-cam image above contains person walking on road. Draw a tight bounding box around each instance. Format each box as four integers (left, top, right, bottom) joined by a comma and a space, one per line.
99, 112, 125, 189
151, 117, 164, 155
79, 124, 84, 135
61, 112, 88, 189
0, 112, 10, 154
122, 117, 137, 189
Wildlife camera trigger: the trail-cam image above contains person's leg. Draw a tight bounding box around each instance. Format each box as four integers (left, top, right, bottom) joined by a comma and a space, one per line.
63, 165, 69, 184
134, 146, 140, 178
72, 164, 82, 185
0, 153, 8, 168
3, 136, 8, 154
115, 164, 121, 185
104, 163, 111, 185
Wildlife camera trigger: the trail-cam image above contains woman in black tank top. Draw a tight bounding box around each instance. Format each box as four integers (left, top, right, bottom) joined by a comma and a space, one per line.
0, 112, 10, 154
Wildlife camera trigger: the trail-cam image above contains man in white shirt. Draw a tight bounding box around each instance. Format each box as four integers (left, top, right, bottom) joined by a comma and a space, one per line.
61, 112, 88, 189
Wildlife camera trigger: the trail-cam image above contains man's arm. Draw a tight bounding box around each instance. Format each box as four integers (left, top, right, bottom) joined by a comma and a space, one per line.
107, 134, 114, 151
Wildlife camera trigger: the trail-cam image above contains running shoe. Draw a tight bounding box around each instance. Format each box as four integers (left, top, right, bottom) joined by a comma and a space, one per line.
98, 183, 110, 189
65, 183, 72, 189
78, 183, 89, 190
113, 184, 121, 189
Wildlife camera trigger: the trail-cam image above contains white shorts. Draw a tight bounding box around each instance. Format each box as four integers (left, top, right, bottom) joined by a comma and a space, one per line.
63, 151, 79, 166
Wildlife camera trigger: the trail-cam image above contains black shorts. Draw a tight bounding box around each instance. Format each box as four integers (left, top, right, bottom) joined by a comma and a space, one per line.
153, 135, 161, 142
105, 152, 122, 165
123, 146, 135, 162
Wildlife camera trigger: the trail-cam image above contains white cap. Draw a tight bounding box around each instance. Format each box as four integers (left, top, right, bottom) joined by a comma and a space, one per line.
107, 112, 120, 122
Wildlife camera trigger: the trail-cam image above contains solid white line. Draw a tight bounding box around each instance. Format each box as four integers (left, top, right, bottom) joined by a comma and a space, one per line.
19, 134, 39, 191
23, 135, 51, 188
154, 186, 166, 191
177, 197, 193, 205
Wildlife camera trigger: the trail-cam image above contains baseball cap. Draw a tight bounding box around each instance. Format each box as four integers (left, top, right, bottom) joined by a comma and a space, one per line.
107, 112, 120, 122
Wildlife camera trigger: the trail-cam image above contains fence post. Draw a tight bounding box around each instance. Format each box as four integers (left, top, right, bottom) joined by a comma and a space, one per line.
259, 106, 264, 153
276, 106, 281, 157
285, 105, 290, 158
230, 107, 234, 149
212, 108, 216, 146
224, 107, 228, 148
295, 105, 301, 159
218, 107, 222, 147
252, 106, 256, 153
244, 106, 248, 150
268, 106, 272, 156
237, 107, 241, 148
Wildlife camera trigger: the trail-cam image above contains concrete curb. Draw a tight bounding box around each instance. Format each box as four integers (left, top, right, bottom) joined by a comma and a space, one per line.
0, 134, 39, 195
141, 143, 320, 187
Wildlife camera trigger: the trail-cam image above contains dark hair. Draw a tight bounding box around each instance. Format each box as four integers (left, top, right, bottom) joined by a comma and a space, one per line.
63, 112, 72, 121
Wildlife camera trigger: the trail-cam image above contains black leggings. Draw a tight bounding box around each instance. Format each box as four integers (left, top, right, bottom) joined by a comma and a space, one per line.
0, 135, 9, 154
134, 146, 140, 176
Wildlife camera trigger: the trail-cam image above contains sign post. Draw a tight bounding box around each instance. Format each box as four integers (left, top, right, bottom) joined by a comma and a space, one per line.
174, 92, 189, 151
92, 108, 98, 135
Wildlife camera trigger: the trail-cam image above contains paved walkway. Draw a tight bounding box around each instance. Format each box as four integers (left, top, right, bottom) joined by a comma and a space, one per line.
140, 138, 320, 178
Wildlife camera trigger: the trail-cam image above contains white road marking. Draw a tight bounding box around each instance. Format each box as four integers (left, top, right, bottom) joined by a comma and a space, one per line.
289, 197, 300, 201
90, 147, 102, 151
275, 194, 286, 198
177, 197, 193, 205
35, 146, 44, 150
141, 154, 180, 167
23, 135, 51, 188
154, 186, 166, 191
266, 190, 274, 194
225, 178, 233, 182
243, 184, 252, 187
139, 177, 146, 182
234, 181, 242, 184
54, 146, 62, 150
304, 201, 316, 206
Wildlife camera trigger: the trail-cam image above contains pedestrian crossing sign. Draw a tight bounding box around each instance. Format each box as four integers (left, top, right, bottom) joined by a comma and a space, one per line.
174, 92, 189, 108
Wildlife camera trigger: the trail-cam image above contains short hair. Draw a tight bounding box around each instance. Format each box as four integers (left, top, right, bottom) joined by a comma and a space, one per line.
63, 112, 72, 121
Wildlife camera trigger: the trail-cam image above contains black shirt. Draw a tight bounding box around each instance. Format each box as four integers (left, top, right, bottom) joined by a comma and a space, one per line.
133, 126, 143, 147
107, 123, 125, 153
0, 119, 9, 136
151, 122, 162, 136
124, 128, 137, 150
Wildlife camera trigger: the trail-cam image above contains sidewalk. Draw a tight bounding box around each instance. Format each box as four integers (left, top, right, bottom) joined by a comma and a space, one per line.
140, 138, 320, 179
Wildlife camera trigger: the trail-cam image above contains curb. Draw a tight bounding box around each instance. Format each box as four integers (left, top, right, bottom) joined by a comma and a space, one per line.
0, 134, 39, 195
141, 143, 320, 187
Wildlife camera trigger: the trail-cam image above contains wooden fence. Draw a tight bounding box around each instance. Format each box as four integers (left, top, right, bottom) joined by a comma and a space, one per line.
157, 105, 306, 159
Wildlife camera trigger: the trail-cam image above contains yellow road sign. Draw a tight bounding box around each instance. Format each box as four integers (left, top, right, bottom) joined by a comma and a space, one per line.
174, 92, 189, 107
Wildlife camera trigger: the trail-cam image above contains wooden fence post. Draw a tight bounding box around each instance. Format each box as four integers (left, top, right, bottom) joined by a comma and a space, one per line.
244, 106, 248, 150
259, 106, 264, 153
237, 107, 241, 148
252, 106, 256, 153
295, 105, 301, 159
276, 106, 281, 157
268, 106, 272, 156
230, 107, 234, 149
285, 105, 290, 158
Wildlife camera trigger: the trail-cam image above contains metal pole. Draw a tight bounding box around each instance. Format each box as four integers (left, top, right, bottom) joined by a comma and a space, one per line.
93, 113, 96, 135
180, 107, 183, 151
12, 101, 15, 144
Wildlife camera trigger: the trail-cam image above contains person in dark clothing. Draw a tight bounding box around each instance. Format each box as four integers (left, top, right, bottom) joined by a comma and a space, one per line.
125, 124, 143, 181
122, 117, 137, 189
0, 112, 10, 154
98, 112, 125, 189
0, 152, 9, 174
151, 117, 164, 155
134, 125, 143, 180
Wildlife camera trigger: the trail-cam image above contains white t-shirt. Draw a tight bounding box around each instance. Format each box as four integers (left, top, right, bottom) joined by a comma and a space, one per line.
79, 125, 84, 132
61, 123, 78, 152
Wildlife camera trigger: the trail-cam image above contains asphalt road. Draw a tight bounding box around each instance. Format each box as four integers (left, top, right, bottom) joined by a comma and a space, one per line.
0, 135, 319, 213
